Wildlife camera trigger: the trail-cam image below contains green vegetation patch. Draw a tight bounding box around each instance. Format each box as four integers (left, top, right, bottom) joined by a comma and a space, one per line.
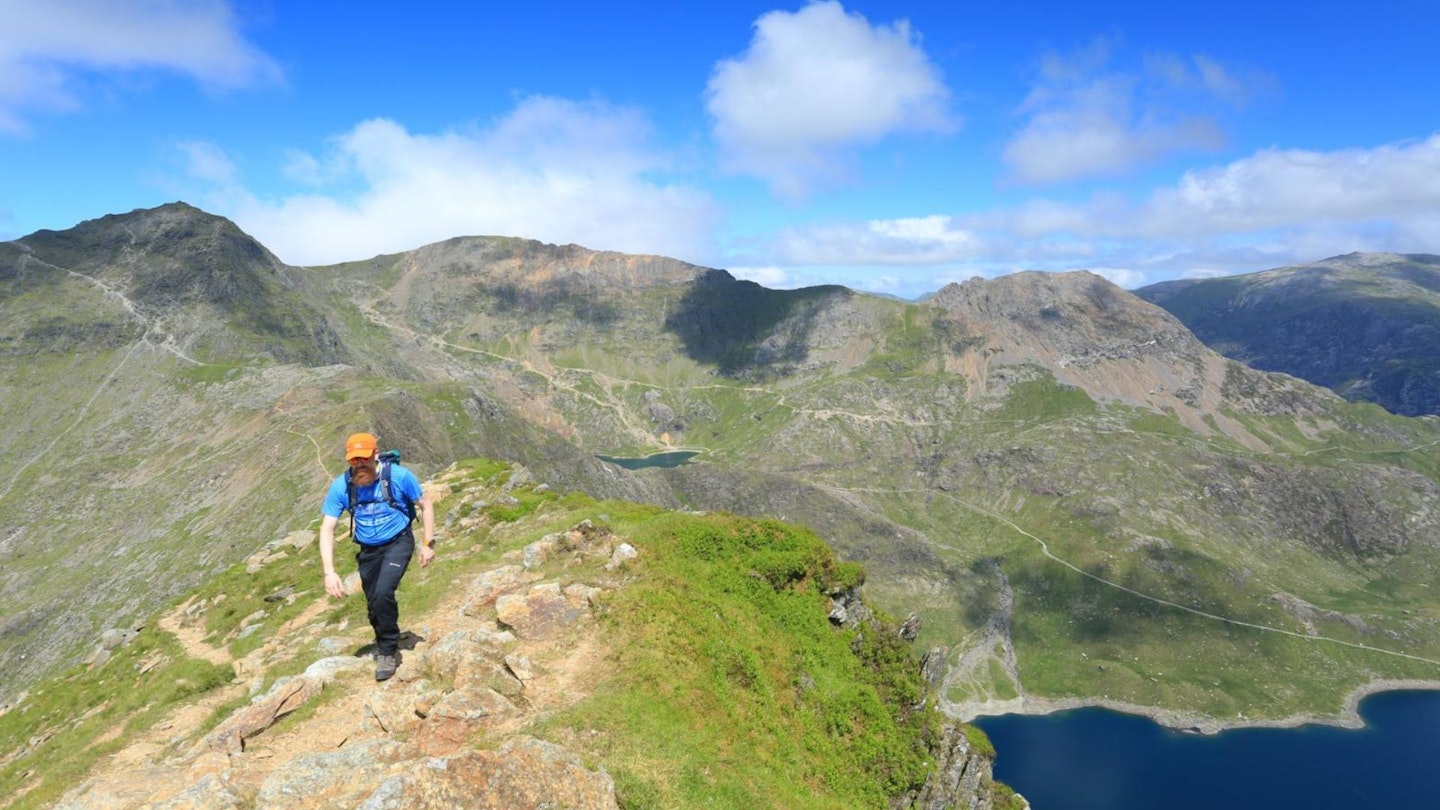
990, 375, 1099, 423
0, 629, 232, 809
538, 511, 947, 809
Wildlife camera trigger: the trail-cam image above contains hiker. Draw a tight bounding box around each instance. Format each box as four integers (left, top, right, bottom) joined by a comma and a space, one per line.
318, 432, 435, 680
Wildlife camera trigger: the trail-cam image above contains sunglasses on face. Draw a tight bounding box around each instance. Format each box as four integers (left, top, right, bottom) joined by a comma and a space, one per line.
348, 456, 375, 466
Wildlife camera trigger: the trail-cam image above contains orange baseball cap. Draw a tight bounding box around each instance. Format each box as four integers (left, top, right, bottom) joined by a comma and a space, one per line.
345, 432, 378, 460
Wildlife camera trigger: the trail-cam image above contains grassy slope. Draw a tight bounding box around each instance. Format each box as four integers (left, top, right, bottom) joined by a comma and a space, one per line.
0, 460, 1013, 810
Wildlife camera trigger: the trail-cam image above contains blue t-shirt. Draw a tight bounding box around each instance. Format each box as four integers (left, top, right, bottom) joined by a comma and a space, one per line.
323, 463, 424, 545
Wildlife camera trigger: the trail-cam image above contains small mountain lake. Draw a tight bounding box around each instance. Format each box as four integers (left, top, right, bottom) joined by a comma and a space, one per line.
972, 689, 1440, 809
595, 450, 700, 470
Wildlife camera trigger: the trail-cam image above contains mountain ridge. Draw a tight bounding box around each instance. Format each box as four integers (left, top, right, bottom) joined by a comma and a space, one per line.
5, 203, 1440, 746
1136, 251, 1440, 416
3, 460, 1023, 809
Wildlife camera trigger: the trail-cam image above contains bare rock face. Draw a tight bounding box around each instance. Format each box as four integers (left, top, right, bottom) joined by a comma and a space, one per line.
495, 583, 589, 639
253, 739, 413, 808
196, 676, 325, 754
892, 723, 1018, 810
417, 686, 520, 756
383, 736, 618, 809
459, 565, 536, 615
928, 270, 1330, 440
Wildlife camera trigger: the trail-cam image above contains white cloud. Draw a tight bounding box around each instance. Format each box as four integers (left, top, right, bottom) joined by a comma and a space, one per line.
772, 215, 982, 265
747, 134, 1440, 290
728, 265, 796, 288
1003, 41, 1249, 185
1136, 135, 1440, 236
1085, 267, 1147, 289
176, 140, 238, 184
0, 0, 279, 133
980, 135, 1440, 247
706, 0, 954, 198
183, 97, 720, 266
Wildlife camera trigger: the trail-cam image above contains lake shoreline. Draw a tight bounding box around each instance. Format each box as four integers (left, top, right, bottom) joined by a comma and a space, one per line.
949, 678, 1440, 735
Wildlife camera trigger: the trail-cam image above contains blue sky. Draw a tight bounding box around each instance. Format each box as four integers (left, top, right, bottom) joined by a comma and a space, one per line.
2, 0, 1438, 298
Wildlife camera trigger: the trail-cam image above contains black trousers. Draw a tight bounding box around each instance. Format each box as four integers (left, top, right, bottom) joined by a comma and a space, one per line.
355, 526, 414, 656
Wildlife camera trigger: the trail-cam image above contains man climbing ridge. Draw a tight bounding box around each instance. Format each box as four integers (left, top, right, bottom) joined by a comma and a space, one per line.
318, 432, 435, 680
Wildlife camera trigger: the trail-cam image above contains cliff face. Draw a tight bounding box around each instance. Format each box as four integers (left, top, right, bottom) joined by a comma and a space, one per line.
14, 462, 1019, 810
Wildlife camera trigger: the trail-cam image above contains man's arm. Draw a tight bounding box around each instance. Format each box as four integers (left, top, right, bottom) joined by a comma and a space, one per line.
417, 489, 436, 568
319, 513, 345, 598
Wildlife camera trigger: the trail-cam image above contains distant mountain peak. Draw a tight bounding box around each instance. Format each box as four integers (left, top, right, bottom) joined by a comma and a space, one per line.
391, 233, 717, 292
1136, 253, 1440, 416
12, 202, 343, 366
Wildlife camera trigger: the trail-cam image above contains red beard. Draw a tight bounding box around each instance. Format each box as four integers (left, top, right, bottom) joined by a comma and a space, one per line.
350, 464, 378, 486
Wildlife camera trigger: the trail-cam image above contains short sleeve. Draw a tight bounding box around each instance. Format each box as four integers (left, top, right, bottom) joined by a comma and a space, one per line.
397, 466, 425, 503
322, 475, 349, 518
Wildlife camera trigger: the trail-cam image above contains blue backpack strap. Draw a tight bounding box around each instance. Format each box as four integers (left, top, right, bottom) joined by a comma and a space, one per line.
345, 468, 358, 539
378, 461, 416, 523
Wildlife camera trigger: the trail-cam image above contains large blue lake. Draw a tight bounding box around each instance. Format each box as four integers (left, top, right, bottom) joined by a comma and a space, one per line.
973, 690, 1440, 809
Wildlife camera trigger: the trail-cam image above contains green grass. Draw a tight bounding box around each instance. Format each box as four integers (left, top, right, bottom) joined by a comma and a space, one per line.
0, 630, 233, 809
991, 375, 1099, 422
529, 510, 957, 808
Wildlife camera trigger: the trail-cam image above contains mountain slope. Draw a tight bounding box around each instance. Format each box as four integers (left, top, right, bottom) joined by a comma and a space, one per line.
5, 204, 1440, 738
0, 461, 1020, 810
1135, 252, 1440, 416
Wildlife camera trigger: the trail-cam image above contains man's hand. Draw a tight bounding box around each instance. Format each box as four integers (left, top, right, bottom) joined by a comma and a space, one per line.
419, 544, 436, 568
323, 571, 345, 598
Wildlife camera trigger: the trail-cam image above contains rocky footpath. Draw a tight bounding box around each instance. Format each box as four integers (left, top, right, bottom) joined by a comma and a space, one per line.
55, 513, 630, 810
44, 467, 1013, 809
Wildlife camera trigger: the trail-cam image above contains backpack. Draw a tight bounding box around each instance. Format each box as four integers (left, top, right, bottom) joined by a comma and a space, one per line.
345, 450, 416, 535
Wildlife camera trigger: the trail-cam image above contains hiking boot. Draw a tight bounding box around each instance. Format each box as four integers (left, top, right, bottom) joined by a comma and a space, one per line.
375, 653, 398, 681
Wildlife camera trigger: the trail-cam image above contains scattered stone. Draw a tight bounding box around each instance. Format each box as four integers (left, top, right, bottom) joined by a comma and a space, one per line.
356, 775, 416, 810
522, 536, 559, 570
898, 612, 920, 642
563, 583, 603, 607
459, 565, 535, 616
364, 681, 443, 736
303, 655, 370, 683
604, 543, 637, 570
54, 764, 192, 810
920, 646, 948, 690
280, 530, 316, 550
501, 465, 535, 492
504, 654, 534, 682
424, 630, 506, 690
418, 687, 519, 756
254, 739, 411, 809
186, 751, 230, 780
316, 637, 347, 656
100, 628, 140, 650
401, 737, 617, 809
263, 584, 296, 603
196, 676, 324, 754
